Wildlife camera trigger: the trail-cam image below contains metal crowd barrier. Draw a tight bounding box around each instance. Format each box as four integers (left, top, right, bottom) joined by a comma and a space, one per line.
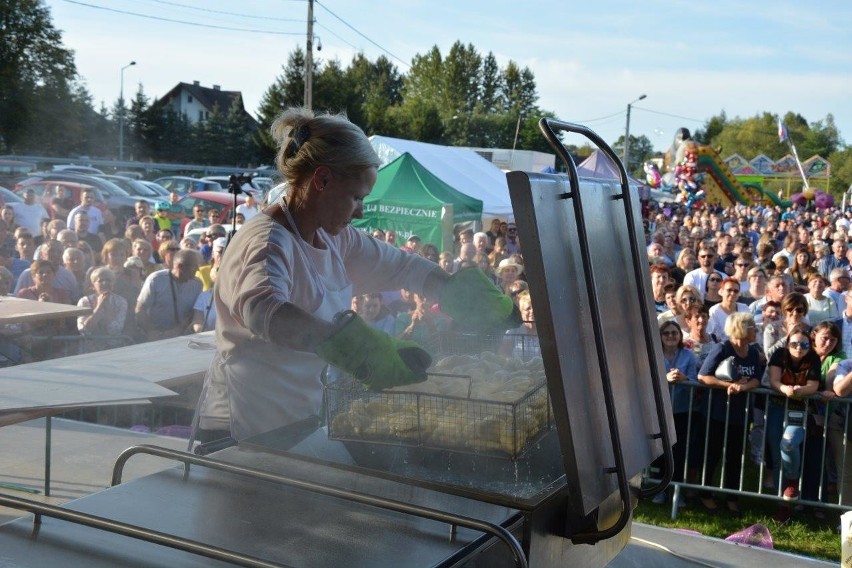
644, 381, 852, 519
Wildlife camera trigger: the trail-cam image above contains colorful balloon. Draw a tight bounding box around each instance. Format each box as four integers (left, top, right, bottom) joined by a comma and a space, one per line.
644, 162, 662, 188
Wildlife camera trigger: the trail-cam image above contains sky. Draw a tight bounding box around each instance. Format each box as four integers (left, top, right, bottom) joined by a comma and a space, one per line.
44, 0, 852, 155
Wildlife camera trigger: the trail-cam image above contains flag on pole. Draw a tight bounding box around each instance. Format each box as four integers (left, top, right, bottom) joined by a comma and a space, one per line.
778, 118, 788, 143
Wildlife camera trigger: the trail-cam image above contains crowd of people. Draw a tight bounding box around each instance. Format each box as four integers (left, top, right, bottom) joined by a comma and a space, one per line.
0, 184, 532, 364
351, 221, 530, 348
0, 188, 243, 362
647, 200, 852, 523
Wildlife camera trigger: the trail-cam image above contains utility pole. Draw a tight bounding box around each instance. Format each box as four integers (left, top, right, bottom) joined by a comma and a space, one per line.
304, 0, 314, 110
623, 94, 646, 173
119, 61, 136, 161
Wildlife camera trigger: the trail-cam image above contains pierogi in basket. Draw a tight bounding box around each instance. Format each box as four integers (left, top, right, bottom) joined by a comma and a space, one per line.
328, 352, 550, 457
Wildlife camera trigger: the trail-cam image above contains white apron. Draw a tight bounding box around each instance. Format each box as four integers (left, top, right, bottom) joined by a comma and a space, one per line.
195, 209, 351, 441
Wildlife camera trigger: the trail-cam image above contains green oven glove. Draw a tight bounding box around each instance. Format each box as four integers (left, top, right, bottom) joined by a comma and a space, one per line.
316, 311, 431, 389
439, 267, 523, 332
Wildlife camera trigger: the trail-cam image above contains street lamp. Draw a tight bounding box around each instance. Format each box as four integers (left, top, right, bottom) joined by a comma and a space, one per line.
119, 61, 136, 162
623, 94, 646, 173
304, 0, 314, 110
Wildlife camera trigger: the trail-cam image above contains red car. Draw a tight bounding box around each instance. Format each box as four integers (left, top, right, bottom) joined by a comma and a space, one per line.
176, 191, 246, 235
13, 180, 115, 224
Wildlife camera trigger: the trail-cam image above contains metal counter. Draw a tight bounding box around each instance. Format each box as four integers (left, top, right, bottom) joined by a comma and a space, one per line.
0, 441, 524, 567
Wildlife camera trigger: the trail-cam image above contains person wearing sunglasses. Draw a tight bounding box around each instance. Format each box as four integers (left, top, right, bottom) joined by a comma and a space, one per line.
765, 292, 810, 359
656, 320, 701, 505
184, 204, 210, 237
198, 224, 227, 264
697, 312, 763, 515
707, 278, 749, 341
766, 324, 821, 516
703, 273, 724, 309
658, 284, 700, 329
683, 244, 725, 299
731, 252, 754, 295
504, 223, 521, 255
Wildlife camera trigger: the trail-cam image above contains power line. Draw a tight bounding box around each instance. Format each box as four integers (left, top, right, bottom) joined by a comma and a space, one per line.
61, 0, 304, 35
140, 0, 305, 22
315, 22, 358, 51
632, 105, 704, 124
315, 0, 409, 68
575, 109, 625, 123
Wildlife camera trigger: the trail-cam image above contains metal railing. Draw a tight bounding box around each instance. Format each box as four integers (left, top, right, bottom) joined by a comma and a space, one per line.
644, 381, 852, 519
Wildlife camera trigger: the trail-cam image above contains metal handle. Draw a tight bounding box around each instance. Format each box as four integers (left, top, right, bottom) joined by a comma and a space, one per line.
0, 491, 287, 568
113, 444, 528, 568
537, 118, 674, 542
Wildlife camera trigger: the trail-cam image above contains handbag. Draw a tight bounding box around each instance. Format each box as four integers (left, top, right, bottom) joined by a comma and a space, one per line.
714, 355, 737, 382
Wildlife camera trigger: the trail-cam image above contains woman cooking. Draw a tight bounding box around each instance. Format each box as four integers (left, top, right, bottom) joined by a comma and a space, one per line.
194, 108, 518, 442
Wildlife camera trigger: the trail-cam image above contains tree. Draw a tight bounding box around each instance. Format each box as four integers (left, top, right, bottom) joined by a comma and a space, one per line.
256, 48, 312, 160
346, 54, 403, 136
0, 0, 77, 151
800, 113, 842, 159
828, 146, 852, 196
501, 61, 537, 115
478, 52, 502, 114
709, 113, 782, 159
313, 58, 354, 116
694, 111, 727, 145
126, 85, 151, 160
612, 134, 655, 176
144, 103, 193, 163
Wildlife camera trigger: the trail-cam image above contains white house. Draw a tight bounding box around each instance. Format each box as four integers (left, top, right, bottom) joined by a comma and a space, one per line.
158, 81, 258, 128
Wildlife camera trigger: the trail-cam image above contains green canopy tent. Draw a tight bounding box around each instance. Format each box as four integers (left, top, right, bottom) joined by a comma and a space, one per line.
353, 152, 483, 251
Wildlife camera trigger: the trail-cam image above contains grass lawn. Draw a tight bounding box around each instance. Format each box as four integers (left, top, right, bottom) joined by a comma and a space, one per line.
635, 494, 841, 562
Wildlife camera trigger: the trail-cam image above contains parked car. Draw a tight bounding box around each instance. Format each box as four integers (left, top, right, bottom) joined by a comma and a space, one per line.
251, 176, 276, 193
0, 159, 37, 188
176, 191, 246, 235
13, 180, 114, 226
114, 171, 145, 180
16, 173, 139, 228
95, 175, 163, 203
139, 180, 171, 197
202, 175, 268, 196
0, 185, 23, 205
52, 164, 105, 175
153, 176, 221, 194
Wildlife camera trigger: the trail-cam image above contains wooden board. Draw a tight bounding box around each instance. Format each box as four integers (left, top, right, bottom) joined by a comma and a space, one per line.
0, 296, 91, 325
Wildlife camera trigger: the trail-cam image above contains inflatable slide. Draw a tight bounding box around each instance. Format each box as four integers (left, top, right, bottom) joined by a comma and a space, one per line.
696, 145, 790, 207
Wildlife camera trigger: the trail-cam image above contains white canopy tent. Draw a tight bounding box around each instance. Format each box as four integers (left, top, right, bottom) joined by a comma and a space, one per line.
370, 136, 514, 218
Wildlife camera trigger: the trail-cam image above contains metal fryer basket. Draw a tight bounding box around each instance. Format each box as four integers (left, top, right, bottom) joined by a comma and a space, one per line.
325, 332, 552, 459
